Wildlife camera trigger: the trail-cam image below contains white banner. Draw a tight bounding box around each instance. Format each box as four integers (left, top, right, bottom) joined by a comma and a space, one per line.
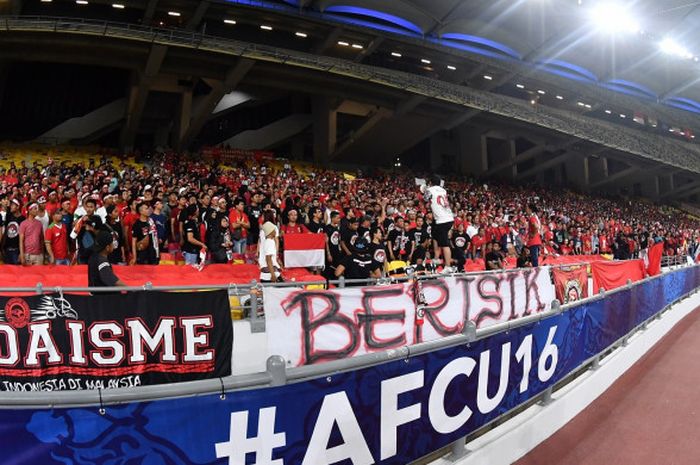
264, 267, 555, 366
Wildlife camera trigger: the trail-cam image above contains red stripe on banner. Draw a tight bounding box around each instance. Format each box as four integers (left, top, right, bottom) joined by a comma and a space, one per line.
283, 233, 326, 251
0, 362, 215, 377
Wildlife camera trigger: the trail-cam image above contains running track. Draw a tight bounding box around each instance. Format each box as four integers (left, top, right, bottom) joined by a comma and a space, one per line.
516, 306, 700, 465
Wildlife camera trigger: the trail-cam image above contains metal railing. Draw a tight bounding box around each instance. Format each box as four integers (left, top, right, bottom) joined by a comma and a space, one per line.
2, 15, 700, 173
0, 262, 695, 409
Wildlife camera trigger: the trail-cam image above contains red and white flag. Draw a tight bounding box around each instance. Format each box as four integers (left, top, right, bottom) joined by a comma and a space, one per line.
284, 233, 325, 268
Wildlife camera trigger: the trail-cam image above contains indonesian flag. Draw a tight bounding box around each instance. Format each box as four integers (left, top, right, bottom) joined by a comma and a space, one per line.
284, 233, 325, 268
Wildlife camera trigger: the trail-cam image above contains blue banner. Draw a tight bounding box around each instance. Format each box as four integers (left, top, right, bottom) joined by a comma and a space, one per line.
4, 266, 699, 465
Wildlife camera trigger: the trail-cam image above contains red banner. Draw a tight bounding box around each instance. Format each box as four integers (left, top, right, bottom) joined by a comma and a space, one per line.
0, 264, 321, 293
463, 254, 609, 272
646, 242, 663, 276
591, 259, 645, 292
552, 267, 589, 303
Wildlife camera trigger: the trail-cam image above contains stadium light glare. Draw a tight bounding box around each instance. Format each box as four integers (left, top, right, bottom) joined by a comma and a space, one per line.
112, 3, 124, 8
260, 25, 273, 30
224, 19, 236, 25
391, 52, 402, 57
338, 41, 350, 46
620, 114, 626, 118
530, 99, 537, 105
421, 59, 431, 64
483, 75, 493, 80
590, 3, 639, 34
516, 84, 525, 89
537, 90, 546, 95
577, 101, 585, 106
605, 109, 612, 114
556, 95, 564, 100
660, 38, 693, 59
41, 0, 52, 3
447, 65, 457, 70
585, 104, 592, 109
75, 0, 88, 4
351, 44, 364, 49
295, 32, 308, 38
168, 11, 180, 17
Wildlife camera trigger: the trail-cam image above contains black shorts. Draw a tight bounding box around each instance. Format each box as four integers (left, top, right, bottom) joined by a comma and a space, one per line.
434, 221, 453, 248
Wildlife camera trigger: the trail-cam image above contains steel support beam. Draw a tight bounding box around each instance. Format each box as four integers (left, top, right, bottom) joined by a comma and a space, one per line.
185, 0, 210, 31
313, 27, 343, 55
119, 44, 167, 149
354, 37, 384, 63
660, 179, 700, 199
516, 151, 574, 181
142, 0, 158, 24
484, 138, 577, 177
178, 58, 255, 150
589, 166, 640, 189
329, 94, 425, 160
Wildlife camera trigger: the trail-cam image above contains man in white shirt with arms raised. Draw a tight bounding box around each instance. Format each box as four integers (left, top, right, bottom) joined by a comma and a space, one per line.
421, 175, 455, 273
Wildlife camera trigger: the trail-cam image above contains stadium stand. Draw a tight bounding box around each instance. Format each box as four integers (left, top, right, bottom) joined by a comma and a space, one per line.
0, 145, 696, 274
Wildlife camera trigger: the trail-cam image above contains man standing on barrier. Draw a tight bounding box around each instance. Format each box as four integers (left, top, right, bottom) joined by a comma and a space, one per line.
88, 230, 126, 288
420, 175, 455, 273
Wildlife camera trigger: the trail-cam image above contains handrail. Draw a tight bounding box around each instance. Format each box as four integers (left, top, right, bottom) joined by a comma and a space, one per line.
0, 263, 694, 408
2, 16, 700, 173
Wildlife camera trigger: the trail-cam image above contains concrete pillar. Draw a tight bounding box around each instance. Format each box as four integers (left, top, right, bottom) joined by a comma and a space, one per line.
589, 156, 609, 186
172, 89, 192, 148
640, 176, 660, 200
659, 174, 673, 195
457, 126, 487, 176
486, 138, 515, 180
564, 154, 589, 189
312, 96, 337, 166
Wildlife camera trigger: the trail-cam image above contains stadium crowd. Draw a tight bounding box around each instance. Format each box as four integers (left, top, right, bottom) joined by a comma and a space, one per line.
0, 150, 697, 280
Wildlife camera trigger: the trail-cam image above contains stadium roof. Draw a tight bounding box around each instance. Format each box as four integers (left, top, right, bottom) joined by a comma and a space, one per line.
244, 0, 700, 113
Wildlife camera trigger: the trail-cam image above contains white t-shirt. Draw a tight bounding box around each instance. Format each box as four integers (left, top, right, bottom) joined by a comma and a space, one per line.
37, 210, 50, 232
423, 185, 454, 224
258, 236, 280, 281
466, 224, 478, 238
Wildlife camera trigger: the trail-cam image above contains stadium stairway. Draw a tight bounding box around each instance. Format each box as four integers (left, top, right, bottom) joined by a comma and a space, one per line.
35, 98, 127, 144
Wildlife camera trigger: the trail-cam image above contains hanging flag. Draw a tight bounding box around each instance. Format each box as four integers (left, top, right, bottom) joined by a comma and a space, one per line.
552, 266, 589, 303
284, 233, 326, 268
591, 259, 645, 291
646, 242, 664, 276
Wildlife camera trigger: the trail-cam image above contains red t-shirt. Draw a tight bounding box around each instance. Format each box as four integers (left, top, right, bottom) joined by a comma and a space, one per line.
527, 215, 542, 247
281, 223, 308, 235
229, 209, 249, 239
44, 223, 68, 260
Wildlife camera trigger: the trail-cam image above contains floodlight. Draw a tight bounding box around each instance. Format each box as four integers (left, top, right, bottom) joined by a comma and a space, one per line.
660, 38, 693, 59
590, 3, 639, 34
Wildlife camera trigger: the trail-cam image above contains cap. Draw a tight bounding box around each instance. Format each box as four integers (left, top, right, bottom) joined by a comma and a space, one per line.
262, 222, 276, 237
37, 196, 46, 204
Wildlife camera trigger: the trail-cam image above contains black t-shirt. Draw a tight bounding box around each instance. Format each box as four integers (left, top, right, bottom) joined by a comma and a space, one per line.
246, 204, 263, 239
408, 227, 428, 247
382, 217, 395, 234
88, 252, 119, 287
307, 220, 324, 234
182, 219, 202, 254
452, 232, 470, 252
132, 219, 157, 263
485, 251, 503, 269
388, 229, 410, 258
77, 215, 103, 260
3, 213, 24, 250
325, 224, 342, 262
340, 227, 359, 251
339, 254, 372, 280
357, 226, 371, 243
368, 242, 387, 272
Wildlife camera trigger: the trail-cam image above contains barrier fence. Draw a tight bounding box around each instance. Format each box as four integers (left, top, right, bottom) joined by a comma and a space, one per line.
0, 263, 698, 464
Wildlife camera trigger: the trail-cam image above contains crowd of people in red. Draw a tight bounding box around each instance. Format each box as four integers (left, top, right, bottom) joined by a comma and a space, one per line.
0, 151, 696, 277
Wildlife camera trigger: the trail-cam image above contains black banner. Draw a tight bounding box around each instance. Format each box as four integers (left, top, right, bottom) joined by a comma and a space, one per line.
0, 290, 232, 391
